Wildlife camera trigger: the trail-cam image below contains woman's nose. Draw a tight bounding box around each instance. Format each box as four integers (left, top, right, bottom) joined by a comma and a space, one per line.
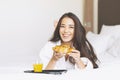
64, 27, 69, 32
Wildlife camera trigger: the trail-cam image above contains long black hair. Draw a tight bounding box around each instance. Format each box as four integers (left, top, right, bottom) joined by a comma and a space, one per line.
50, 12, 98, 68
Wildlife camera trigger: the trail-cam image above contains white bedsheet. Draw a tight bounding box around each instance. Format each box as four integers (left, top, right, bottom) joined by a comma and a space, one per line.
0, 62, 120, 80
61, 63, 120, 80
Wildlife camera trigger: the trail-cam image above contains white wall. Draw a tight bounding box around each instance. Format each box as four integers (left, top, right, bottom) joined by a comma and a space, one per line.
0, 0, 84, 66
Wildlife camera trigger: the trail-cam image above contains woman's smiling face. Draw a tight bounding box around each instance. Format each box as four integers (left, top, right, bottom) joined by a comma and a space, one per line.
59, 17, 75, 43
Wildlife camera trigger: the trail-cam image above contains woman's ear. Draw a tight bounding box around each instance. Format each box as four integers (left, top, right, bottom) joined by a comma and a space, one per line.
54, 20, 58, 28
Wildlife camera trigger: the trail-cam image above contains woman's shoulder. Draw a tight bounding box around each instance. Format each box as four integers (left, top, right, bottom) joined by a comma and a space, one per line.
41, 41, 60, 49
39, 41, 61, 56
45, 41, 60, 46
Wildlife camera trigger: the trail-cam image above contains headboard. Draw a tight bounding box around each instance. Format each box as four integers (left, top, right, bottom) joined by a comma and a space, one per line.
98, 0, 120, 33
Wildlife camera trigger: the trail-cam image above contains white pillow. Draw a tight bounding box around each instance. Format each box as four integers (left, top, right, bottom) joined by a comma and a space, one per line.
86, 31, 98, 41
107, 38, 120, 57
100, 24, 120, 40
86, 31, 114, 55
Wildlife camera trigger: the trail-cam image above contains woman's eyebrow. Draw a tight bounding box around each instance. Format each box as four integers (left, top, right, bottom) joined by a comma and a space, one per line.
60, 24, 74, 26
61, 24, 65, 25
69, 24, 74, 26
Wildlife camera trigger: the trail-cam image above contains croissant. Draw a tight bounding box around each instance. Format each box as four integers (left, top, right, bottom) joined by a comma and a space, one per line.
52, 44, 74, 61
52, 44, 74, 54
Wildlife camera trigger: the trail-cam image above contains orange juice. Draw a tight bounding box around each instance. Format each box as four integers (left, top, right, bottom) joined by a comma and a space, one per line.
33, 64, 43, 72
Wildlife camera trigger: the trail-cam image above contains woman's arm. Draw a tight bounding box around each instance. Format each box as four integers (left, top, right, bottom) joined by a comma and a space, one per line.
75, 57, 93, 70
75, 58, 86, 69
45, 52, 64, 70
45, 58, 57, 70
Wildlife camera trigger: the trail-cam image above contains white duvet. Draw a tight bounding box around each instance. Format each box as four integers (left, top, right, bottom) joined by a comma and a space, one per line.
0, 25, 120, 80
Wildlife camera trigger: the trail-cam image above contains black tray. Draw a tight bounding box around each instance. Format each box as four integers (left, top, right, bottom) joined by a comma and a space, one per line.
24, 70, 67, 75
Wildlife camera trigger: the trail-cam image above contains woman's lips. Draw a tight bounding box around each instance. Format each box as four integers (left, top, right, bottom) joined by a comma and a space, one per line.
62, 34, 70, 38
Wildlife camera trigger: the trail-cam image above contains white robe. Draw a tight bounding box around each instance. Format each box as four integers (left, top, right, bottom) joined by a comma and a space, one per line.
39, 41, 93, 70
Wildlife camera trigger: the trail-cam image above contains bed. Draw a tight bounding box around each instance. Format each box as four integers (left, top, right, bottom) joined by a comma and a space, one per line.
0, 25, 120, 80
0, 0, 120, 80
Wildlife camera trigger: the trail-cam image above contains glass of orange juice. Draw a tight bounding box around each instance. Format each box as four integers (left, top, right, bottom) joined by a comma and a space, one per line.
33, 59, 43, 72
33, 63, 43, 72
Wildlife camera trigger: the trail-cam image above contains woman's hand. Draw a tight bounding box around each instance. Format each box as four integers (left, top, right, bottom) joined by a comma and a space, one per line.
52, 51, 65, 61
69, 49, 81, 63
69, 49, 86, 69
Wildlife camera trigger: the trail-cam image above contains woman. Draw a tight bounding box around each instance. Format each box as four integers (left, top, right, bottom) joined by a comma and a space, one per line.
39, 12, 99, 70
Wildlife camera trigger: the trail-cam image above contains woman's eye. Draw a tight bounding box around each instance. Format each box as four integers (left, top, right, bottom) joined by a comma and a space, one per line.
60, 26, 65, 28
70, 26, 74, 28
69, 26, 74, 29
